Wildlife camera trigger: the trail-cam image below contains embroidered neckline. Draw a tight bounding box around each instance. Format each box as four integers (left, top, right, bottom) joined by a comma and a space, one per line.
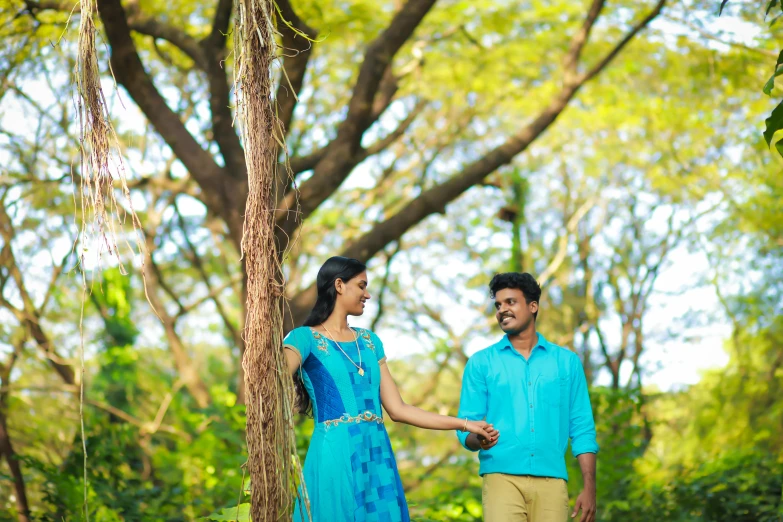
357, 329, 376, 352
308, 327, 376, 354
310, 330, 330, 355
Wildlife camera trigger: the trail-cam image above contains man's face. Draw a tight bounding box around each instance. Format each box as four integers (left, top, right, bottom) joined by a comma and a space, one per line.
494, 288, 537, 334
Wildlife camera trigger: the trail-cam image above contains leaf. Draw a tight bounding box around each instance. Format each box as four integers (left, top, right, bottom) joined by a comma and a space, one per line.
718, 0, 730, 16
202, 504, 251, 522
465, 498, 483, 517
763, 99, 783, 157
767, 0, 780, 17
762, 58, 783, 95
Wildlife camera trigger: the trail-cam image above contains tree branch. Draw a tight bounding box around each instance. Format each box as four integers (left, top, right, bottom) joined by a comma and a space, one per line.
178, 274, 243, 317
363, 99, 427, 157
403, 444, 459, 493
410, 349, 456, 406
338, 0, 437, 149
563, 0, 607, 82
96, 0, 241, 243
275, 0, 318, 134
593, 319, 614, 383
202, 0, 246, 179
126, 173, 205, 203
0, 206, 75, 384
128, 15, 207, 69
24, 0, 208, 69
270, 0, 320, 211
371, 242, 402, 331
25, 0, 243, 243
172, 203, 243, 348
0, 344, 31, 522
580, 0, 667, 84
539, 198, 598, 288
205, 0, 233, 50
285, 98, 424, 183
41, 246, 75, 313
274, 0, 438, 247
143, 231, 212, 408
286, 0, 667, 325
62, 383, 191, 441
288, 148, 327, 175
371, 66, 401, 120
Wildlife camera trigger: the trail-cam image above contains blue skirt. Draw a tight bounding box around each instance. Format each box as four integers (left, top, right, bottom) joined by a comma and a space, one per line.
293, 420, 410, 522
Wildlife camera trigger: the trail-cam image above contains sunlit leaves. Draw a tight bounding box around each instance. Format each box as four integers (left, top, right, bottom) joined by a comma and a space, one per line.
204, 503, 251, 521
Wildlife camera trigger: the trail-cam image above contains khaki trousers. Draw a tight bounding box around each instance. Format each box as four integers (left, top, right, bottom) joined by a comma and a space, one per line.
482, 473, 569, 522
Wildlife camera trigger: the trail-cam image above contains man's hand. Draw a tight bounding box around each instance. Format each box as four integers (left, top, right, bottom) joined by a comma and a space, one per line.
573, 452, 596, 521
478, 433, 498, 450
465, 429, 500, 450
571, 487, 596, 522
465, 430, 499, 451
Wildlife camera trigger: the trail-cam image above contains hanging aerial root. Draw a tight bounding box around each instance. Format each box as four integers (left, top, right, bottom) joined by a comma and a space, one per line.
234, 0, 306, 520
73, 0, 157, 518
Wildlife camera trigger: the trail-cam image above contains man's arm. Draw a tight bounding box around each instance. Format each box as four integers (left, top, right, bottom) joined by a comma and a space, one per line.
576, 452, 596, 489
572, 452, 596, 521
569, 354, 598, 455
569, 354, 598, 522
464, 432, 482, 450
456, 355, 492, 452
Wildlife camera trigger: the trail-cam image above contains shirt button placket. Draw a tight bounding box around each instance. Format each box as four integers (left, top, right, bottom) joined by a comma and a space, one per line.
527, 366, 535, 455
525, 365, 536, 450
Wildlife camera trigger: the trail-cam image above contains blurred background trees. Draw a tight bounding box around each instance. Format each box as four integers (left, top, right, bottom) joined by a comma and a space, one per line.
0, 0, 781, 519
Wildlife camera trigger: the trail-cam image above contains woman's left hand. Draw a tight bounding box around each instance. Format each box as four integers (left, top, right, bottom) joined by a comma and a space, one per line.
466, 420, 499, 442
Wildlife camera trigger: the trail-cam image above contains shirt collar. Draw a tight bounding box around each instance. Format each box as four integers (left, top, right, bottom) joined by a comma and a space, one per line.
498, 332, 548, 351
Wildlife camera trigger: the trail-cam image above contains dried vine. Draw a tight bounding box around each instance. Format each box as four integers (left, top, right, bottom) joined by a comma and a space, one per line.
74, 0, 152, 517
234, 0, 305, 519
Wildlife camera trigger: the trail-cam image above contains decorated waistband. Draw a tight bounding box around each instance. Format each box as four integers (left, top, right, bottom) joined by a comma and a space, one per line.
323, 411, 384, 429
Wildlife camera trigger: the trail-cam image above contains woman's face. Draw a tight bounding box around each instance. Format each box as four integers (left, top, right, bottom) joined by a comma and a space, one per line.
336, 271, 370, 316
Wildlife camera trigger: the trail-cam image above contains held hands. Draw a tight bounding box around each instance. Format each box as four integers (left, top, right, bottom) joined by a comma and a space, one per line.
465, 420, 499, 448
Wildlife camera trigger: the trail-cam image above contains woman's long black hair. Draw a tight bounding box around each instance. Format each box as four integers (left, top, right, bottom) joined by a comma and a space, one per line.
294, 256, 367, 415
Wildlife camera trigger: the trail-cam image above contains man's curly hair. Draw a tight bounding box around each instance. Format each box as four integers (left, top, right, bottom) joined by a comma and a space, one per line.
489, 272, 541, 320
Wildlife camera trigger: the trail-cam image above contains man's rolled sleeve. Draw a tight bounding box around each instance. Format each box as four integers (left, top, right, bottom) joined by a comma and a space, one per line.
456, 355, 488, 452
569, 354, 599, 456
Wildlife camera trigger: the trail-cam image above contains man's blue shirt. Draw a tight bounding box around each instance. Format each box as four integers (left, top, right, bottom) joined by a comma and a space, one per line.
456, 333, 598, 480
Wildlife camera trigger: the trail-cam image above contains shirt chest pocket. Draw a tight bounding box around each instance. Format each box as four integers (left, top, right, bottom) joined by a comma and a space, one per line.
537, 373, 568, 408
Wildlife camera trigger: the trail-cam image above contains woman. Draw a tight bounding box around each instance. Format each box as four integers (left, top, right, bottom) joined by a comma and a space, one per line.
285, 256, 498, 522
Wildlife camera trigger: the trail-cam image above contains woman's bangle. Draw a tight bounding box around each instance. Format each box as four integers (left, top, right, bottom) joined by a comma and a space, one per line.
462, 417, 468, 432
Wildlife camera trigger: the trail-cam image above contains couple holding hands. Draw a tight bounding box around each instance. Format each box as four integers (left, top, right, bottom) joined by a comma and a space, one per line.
284, 257, 598, 522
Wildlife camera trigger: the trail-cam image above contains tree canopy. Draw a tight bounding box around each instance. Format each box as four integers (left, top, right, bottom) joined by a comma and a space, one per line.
0, 0, 781, 520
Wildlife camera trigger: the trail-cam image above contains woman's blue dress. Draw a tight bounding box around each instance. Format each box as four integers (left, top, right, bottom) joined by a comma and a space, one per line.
285, 326, 410, 522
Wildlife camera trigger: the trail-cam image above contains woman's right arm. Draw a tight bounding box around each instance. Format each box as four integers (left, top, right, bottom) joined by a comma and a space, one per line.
283, 327, 310, 376
285, 348, 302, 376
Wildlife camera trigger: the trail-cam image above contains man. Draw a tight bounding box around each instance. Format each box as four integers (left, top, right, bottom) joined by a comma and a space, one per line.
456, 272, 598, 522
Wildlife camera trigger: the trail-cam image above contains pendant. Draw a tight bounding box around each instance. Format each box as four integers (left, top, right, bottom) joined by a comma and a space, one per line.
358, 368, 365, 377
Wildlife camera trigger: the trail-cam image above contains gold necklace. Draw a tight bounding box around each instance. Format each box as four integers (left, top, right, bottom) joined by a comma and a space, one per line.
321, 323, 365, 377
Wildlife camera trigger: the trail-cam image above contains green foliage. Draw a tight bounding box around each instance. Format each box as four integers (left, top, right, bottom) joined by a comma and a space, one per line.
719, 0, 783, 157
1, 0, 782, 520
609, 452, 783, 522
203, 503, 251, 521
